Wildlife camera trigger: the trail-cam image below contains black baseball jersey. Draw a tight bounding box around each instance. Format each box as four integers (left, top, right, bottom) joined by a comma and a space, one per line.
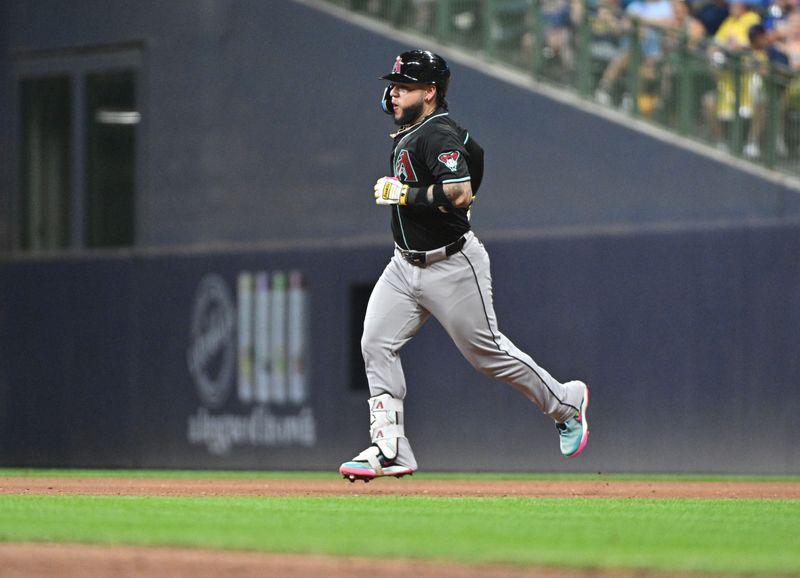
389, 108, 484, 251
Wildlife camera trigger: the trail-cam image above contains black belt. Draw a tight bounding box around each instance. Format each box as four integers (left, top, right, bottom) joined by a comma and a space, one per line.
399, 236, 466, 267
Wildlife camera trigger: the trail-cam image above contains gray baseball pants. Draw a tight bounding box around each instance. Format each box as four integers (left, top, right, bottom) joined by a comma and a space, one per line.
361, 231, 584, 469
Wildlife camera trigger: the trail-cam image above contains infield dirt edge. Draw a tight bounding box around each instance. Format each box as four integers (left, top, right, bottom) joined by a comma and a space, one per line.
2, 476, 800, 499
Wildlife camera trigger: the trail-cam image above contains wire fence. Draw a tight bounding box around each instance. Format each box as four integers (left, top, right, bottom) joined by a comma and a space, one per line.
325, 0, 800, 178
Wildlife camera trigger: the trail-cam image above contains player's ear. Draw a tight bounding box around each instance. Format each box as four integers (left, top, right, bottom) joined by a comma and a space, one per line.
425, 84, 437, 105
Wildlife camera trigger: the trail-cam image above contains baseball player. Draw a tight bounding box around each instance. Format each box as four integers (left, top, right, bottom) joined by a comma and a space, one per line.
340, 50, 589, 482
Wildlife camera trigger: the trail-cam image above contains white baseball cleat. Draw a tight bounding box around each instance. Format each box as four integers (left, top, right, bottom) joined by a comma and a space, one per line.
341, 393, 416, 482
340, 445, 414, 483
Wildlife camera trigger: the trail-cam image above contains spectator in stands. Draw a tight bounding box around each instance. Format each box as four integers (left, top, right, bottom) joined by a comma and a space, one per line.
764, 0, 796, 42
692, 0, 731, 35
672, 0, 710, 47
540, 0, 578, 74
743, 22, 790, 157
594, 0, 675, 108
585, 0, 627, 65
749, 21, 790, 65
783, 6, 800, 64
713, 0, 763, 48
702, 0, 763, 151
782, 10, 800, 153
657, 0, 709, 120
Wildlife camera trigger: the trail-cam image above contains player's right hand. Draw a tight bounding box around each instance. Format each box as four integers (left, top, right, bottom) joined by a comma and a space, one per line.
374, 177, 408, 206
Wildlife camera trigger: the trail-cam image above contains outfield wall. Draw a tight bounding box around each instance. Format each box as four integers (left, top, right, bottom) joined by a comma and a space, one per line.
2, 223, 798, 474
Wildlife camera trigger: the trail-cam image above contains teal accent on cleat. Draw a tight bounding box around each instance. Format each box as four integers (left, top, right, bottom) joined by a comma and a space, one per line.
556, 382, 590, 457
339, 444, 415, 480
339, 461, 414, 480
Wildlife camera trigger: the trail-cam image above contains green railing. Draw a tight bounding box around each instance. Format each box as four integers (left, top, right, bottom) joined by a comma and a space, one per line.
326, 0, 800, 178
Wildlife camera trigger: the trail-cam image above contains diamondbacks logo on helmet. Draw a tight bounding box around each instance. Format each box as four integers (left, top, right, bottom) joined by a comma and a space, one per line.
392, 56, 402, 75
438, 151, 460, 173
395, 149, 418, 182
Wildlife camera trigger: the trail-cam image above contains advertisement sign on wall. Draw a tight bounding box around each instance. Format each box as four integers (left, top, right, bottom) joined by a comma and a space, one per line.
186, 270, 315, 455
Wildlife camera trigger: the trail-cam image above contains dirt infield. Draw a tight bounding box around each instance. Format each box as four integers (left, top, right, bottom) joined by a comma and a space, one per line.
2, 475, 800, 499
2, 476, 799, 578
0, 543, 713, 578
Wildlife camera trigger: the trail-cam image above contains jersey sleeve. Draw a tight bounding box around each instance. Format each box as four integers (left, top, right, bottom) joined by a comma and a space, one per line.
465, 134, 484, 194
422, 124, 472, 186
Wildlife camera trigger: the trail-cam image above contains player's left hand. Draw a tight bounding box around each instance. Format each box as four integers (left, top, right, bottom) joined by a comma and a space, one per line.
374, 177, 409, 206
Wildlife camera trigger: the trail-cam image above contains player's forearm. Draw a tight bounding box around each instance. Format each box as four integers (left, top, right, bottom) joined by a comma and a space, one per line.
442, 182, 473, 208
375, 177, 472, 209
419, 182, 472, 209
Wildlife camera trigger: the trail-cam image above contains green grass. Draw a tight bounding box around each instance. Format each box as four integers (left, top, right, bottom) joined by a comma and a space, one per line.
1, 469, 799, 575
1, 494, 799, 575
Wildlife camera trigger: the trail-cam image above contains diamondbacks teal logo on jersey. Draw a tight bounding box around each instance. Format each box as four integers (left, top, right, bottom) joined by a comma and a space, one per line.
438, 151, 460, 172
395, 149, 418, 182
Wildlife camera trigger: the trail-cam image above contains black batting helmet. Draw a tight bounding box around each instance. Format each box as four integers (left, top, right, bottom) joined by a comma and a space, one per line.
381, 50, 450, 87
379, 50, 451, 114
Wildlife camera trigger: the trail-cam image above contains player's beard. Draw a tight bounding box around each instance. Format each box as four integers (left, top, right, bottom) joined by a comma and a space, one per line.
394, 99, 424, 127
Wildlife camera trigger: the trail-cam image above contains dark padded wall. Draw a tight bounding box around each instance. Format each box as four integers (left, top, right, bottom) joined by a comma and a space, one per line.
1, 224, 798, 473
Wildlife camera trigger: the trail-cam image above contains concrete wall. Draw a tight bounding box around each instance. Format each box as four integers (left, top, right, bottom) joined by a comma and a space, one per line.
2, 0, 799, 250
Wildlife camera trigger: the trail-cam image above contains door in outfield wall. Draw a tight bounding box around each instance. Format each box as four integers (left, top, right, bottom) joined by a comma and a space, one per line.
18, 76, 72, 250
85, 69, 137, 247
14, 48, 143, 250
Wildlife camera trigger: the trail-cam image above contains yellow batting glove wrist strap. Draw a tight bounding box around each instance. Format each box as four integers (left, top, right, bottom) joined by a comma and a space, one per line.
381, 180, 395, 201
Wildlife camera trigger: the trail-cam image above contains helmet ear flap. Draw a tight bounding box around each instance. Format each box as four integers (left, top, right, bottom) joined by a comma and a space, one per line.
381, 85, 393, 115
